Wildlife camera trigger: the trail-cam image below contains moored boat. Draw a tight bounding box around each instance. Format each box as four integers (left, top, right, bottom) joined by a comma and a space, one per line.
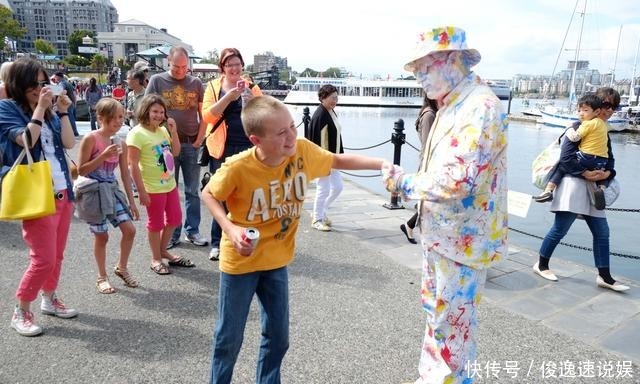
284, 76, 510, 108
540, 105, 629, 131
539, 0, 630, 132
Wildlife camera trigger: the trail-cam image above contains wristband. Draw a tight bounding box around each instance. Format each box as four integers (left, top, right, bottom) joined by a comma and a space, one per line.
57, 112, 69, 118
29, 119, 43, 126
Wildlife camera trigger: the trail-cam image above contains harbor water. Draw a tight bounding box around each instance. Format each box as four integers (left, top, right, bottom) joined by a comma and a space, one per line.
286, 99, 640, 282
77, 98, 640, 281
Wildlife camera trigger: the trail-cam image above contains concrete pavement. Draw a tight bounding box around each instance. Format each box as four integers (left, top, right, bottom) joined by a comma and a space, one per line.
0, 135, 638, 382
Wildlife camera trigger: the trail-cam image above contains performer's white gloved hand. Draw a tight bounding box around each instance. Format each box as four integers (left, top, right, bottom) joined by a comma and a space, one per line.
381, 161, 404, 192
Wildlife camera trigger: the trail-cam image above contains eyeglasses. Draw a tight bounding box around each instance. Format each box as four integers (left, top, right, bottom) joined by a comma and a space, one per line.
224, 63, 242, 69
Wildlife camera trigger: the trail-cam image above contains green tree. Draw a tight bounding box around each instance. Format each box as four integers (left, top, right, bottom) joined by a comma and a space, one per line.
67, 29, 95, 55
34, 38, 55, 55
323, 67, 342, 78
91, 53, 107, 82
278, 69, 296, 86
198, 49, 219, 64
64, 54, 90, 68
0, 5, 26, 56
299, 68, 319, 77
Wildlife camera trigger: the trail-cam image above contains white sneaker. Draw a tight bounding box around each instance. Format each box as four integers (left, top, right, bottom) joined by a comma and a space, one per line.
323, 216, 332, 226
41, 293, 78, 319
185, 233, 209, 246
11, 307, 43, 337
312, 220, 331, 232
209, 247, 220, 261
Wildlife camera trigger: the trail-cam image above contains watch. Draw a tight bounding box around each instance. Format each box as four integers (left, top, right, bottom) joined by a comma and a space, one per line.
57, 112, 69, 118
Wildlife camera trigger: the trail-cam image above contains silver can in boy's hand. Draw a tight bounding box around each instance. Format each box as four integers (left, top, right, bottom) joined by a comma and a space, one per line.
241, 227, 260, 247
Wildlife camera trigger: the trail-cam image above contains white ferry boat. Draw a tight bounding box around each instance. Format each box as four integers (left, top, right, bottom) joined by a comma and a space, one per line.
283, 77, 511, 108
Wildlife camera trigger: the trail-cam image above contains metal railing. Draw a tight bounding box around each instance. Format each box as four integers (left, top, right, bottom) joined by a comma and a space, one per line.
298, 108, 640, 260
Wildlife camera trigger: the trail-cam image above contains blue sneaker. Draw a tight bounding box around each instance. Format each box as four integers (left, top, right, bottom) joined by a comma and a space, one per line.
166, 237, 180, 250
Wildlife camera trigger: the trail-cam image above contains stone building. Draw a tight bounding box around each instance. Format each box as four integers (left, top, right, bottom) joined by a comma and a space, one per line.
96, 19, 193, 67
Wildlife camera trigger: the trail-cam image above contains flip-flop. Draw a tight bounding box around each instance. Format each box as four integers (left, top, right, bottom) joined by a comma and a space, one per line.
150, 263, 171, 275
168, 257, 195, 268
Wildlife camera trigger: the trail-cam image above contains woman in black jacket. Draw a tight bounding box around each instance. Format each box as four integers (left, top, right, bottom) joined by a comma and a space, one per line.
308, 84, 343, 231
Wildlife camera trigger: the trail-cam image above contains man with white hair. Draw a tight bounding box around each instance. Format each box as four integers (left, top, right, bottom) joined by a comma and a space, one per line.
384, 26, 508, 383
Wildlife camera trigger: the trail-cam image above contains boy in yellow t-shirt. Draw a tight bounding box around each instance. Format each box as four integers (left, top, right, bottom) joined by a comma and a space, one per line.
202, 95, 391, 383
534, 94, 611, 209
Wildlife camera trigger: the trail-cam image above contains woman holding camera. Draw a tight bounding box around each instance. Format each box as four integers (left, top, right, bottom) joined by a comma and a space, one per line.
201, 48, 263, 261
0, 57, 78, 336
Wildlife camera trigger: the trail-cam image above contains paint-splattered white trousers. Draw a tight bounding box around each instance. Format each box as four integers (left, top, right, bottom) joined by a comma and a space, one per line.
414, 250, 487, 384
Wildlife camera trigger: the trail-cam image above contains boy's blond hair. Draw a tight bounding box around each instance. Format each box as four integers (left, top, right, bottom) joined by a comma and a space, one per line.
95, 97, 123, 123
241, 95, 287, 137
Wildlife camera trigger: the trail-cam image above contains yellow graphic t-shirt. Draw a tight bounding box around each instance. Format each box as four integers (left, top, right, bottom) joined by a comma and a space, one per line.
576, 118, 609, 158
209, 139, 333, 274
126, 125, 176, 193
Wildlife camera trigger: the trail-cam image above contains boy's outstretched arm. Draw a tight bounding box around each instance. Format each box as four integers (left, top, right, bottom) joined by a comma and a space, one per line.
332, 153, 390, 171
202, 188, 254, 256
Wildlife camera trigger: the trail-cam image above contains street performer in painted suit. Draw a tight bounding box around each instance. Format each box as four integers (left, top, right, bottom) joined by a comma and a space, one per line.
383, 26, 508, 384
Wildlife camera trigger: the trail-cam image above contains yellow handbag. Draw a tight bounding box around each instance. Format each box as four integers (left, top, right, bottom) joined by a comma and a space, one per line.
0, 132, 56, 220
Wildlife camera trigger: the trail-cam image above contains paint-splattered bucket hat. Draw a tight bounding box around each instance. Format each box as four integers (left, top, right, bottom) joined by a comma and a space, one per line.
404, 26, 481, 72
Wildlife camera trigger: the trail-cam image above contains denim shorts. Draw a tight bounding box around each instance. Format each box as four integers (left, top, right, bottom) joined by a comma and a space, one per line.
88, 199, 132, 233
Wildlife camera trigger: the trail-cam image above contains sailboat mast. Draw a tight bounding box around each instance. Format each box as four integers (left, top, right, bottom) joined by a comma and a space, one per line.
568, 0, 587, 108
610, 25, 622, 87
631, 39, 640, 105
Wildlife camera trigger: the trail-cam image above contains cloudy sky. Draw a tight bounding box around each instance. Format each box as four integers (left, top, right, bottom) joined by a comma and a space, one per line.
110, 0, 640, 80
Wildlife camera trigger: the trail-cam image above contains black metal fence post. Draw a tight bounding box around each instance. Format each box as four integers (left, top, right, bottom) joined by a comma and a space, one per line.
383, 119, 405, 210
302, 107, 311, 138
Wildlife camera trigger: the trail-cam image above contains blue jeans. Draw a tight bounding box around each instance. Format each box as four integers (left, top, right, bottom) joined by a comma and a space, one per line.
209, 144, 252, 248
539, 211, 610, 268
171, 143, 201, 241
210, 267, 289, 384
68, 104, 79, 136
576, 151, 608, 171
89, 108, 97, 131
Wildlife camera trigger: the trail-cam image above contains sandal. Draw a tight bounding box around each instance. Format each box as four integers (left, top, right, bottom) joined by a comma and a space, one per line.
150, 263, 171, 275
168, 257, 195, 268
96, 276, 116, 294
114, 266, 139, 288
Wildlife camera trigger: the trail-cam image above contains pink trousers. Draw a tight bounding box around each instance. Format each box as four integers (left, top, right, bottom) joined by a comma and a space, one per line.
16, 192, 73, 302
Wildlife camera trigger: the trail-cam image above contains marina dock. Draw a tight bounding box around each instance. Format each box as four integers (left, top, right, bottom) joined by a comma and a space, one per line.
508, 112, 640, 133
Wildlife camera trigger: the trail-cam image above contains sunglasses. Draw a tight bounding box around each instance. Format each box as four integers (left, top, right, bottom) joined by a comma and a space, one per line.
601, 102, 617, 110
34, 80, 50, 88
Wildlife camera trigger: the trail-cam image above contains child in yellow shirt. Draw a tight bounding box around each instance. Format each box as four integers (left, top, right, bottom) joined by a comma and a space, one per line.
534, 94, 611, 209
202, 95, 391, 383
